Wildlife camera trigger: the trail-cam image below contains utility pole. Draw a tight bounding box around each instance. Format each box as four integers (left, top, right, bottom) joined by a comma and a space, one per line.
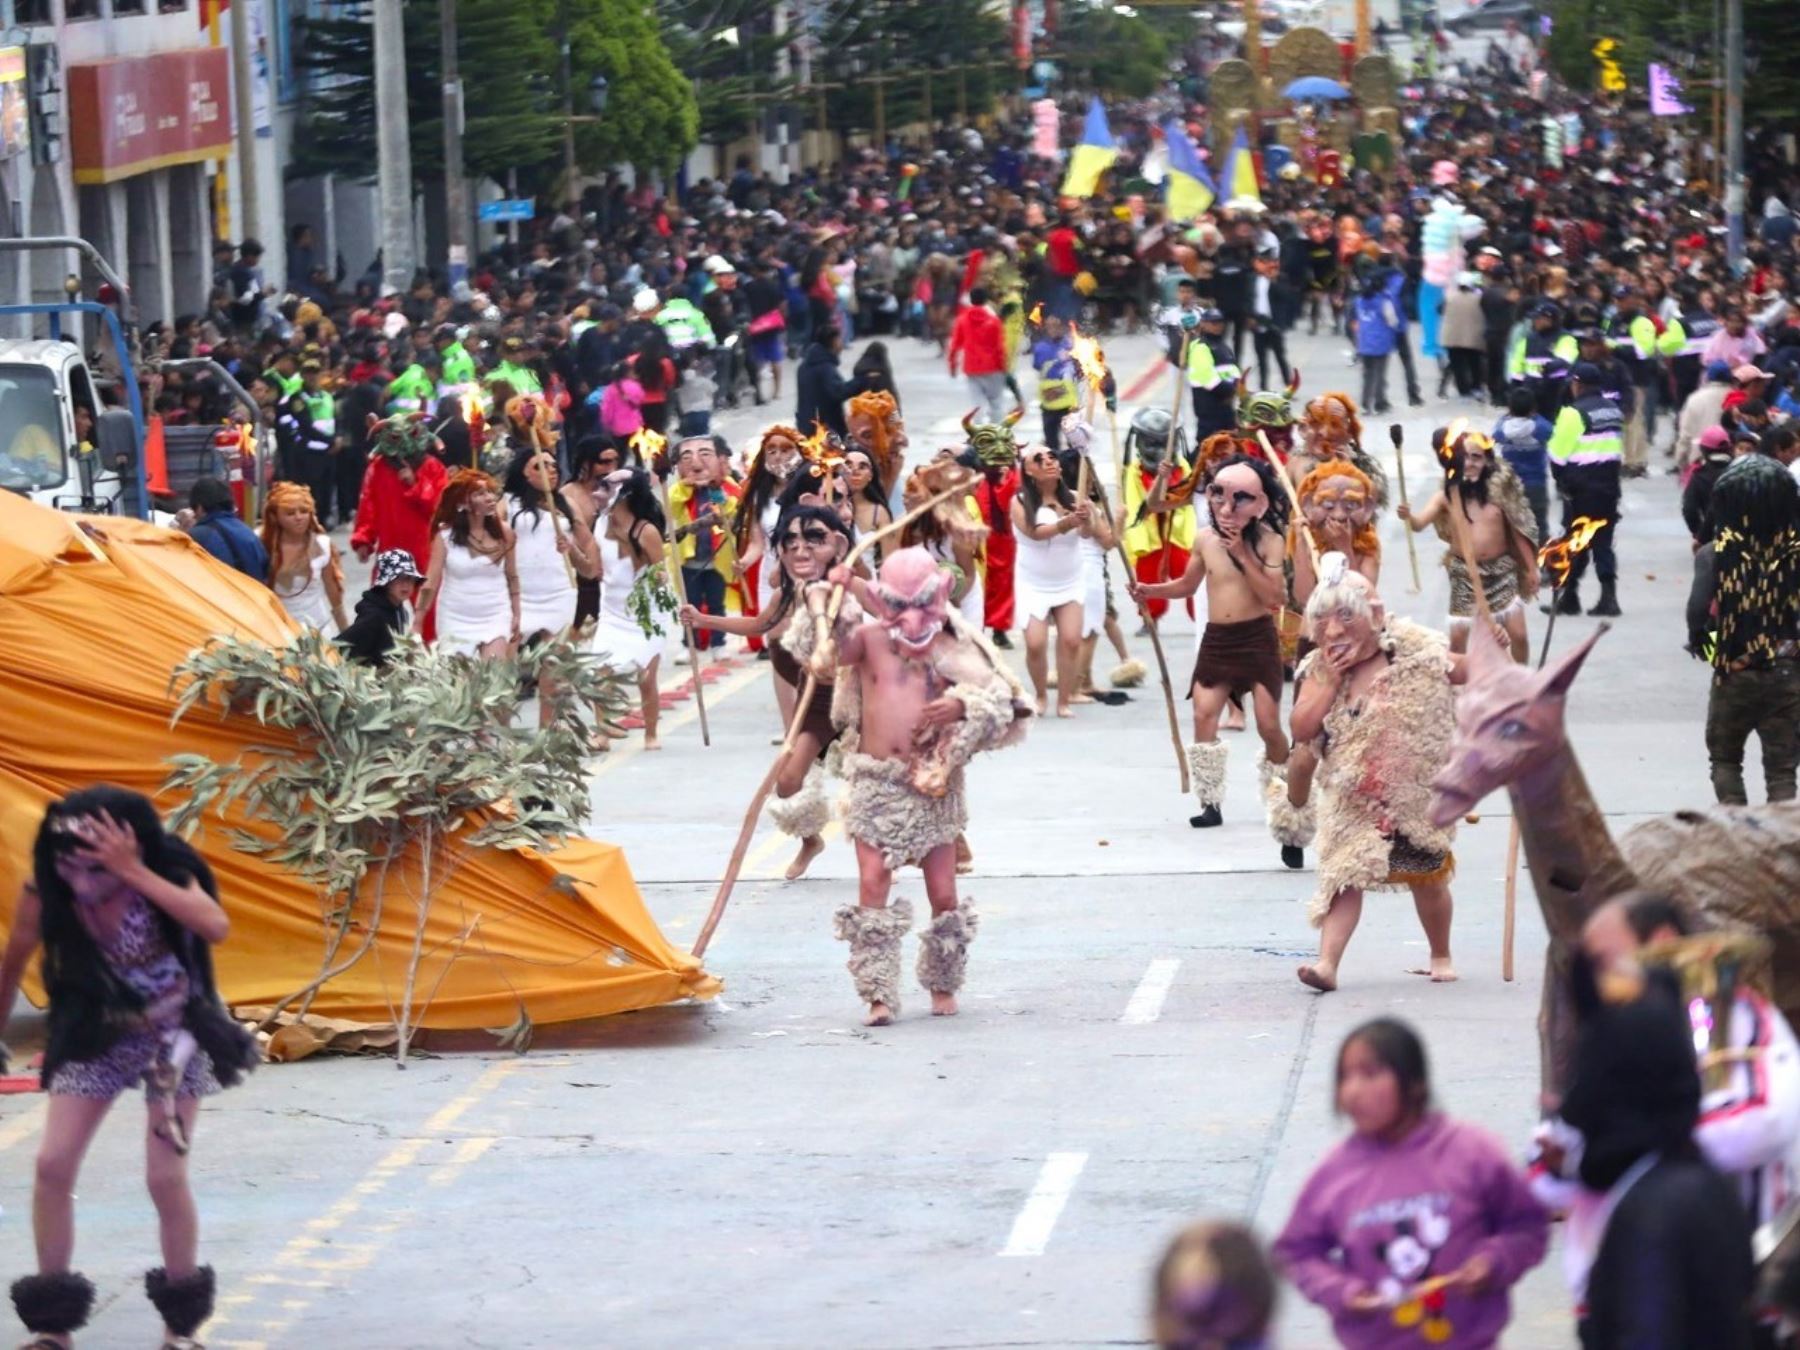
561, 0, 580, 218
373, 0, 415, 294
1724, 0, 1745, 269
228, 0, 261, 247
440, 0, 469, 289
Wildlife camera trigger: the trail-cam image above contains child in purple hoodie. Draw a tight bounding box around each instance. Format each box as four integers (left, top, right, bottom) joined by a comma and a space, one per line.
1273, 1019, 1548, 1349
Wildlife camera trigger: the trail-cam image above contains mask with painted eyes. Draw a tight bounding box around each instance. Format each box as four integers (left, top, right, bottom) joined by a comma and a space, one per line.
1205, 462, 1268, 533
866, 546, 951, 655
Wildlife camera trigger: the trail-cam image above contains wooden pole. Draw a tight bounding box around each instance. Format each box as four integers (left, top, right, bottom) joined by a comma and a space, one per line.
1257, 430, 1319, 570
691, 477, 976, 959
1387, 423, 1423, 593
659, 480, 712, 747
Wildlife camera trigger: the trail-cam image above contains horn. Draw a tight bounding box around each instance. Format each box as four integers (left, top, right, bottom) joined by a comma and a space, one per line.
1538, 624, 1609, 699
962, 408, 980, 436
1236, 373, 1249, 400
1002, 406, 1024, 428
1287, 367, 1302, 396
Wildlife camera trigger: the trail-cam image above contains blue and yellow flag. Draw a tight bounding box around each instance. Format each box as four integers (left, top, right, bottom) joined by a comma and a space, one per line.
1223, 126, 1262, 208
1060, 97, 1117, 199
1163, 121, 1217, 221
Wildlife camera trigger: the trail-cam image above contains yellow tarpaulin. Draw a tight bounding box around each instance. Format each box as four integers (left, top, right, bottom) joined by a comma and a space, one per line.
0, 495, 717, 1027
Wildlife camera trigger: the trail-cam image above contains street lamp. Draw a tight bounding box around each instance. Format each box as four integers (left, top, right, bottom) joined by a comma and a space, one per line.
588, 73, 609, 115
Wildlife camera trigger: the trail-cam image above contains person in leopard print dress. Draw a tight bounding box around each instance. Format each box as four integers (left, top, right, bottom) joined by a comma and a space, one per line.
0, 787, 258, 1350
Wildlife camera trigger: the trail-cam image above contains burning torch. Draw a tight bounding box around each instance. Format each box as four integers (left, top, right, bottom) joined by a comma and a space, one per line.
1535, 515, 1608, 666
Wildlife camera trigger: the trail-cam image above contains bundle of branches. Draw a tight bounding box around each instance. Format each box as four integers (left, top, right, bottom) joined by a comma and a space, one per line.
165, 629, 632, 1064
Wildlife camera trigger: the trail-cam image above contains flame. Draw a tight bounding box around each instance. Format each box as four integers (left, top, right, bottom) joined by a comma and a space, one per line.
630, 426, 668, 472
1537, 515, 1610, 587
1027, 302, 1045, 326
1438, 420, 1495, 482
1068, 322, 1108, 387
460, 389, 481, 423
797, 421, 845, 479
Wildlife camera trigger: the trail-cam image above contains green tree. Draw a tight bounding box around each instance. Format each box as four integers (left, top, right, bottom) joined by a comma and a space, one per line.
1051, 4, 1171, 99
567, 0, 700, 176
659, 0, 788, 148
414, 0, 564, 180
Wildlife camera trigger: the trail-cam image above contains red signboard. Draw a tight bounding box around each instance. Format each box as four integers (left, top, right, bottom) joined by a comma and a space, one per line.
68, 47, 231, 186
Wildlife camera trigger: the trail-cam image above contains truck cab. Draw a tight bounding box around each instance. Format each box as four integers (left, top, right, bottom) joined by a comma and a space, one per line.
0, 337, 131, 514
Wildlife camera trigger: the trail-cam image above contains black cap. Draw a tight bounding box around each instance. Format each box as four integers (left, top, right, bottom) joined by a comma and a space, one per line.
1571, 361, 1603, 383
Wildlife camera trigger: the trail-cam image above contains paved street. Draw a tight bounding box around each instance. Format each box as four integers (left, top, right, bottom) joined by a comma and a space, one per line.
0, 325, 1718, 1347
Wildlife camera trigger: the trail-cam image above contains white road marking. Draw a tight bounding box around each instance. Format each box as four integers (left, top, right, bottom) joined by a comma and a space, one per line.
1119, 958, 1181, 1025
999, 1152, 1088, 1257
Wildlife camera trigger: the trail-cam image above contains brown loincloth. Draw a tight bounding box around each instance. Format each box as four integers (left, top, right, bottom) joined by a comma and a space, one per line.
1446, 553, 1522, 620
770, 642, 839, 747
1383, 832, 1454, 888
1189, 615, 1284, 705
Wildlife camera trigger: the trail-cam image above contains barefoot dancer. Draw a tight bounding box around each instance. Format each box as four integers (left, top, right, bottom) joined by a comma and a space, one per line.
1012, 443, 1094, 718
1399, 428, 1539, 662
1291, 559, 1469, 992
592, 470, 671, 752
1129, 454, 1291, 835
0, 787, 259, 1350
815, 548, 1028, 1025
682, 504, 854, 881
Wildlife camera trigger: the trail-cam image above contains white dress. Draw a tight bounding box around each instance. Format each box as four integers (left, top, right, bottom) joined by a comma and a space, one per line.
1014, 504, 1084, 623
592, 533, 664, 673
435, 529, 512, 656
272, 534, 337, 633
756, 498, 782, 616
1078, 533, 1108, 639
509, 497, 577, 638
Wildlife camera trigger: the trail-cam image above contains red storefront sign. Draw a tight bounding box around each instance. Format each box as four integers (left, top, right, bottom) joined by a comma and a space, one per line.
68, 47, 231, 186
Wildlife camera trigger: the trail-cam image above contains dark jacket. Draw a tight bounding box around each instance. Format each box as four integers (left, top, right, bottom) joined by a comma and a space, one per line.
190, 507, 269, 580
1578, 1153, 1752, 1350
336, 585, 408, 667
794, 341, 865, 438
1681, 453, 1734, 543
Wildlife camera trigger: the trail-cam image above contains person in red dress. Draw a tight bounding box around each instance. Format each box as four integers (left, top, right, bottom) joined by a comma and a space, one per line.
350, 413, 449, 641
964, 408, 1024, 648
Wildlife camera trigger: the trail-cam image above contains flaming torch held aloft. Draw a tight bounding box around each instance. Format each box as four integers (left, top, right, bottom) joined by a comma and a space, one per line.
1069, 323, 1109, 498
1027, 302, 1045, 328
461, 390, 484, 469
1535, 515, 1609, 665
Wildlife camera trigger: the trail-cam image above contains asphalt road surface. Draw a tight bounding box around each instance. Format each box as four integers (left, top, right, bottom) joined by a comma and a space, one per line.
0, 320, 1720, 1348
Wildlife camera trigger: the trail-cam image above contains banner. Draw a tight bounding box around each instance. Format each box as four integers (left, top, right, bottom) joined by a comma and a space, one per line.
1031, 98, 1060, 159
68, 47, 231, 185
1648, 63, 1694, 116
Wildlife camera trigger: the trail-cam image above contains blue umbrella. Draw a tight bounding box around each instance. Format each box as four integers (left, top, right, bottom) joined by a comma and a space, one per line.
1283, 76, 1351, 100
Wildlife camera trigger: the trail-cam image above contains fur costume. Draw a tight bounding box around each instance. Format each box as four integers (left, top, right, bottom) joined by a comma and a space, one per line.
1299, 619, 1457, 924
1431, 458, 1539, 614
834, 899, 914, 1012
1262, 756, 1317, 848
769, 762, 833, 840
842, 752, 970, 871
917, 902, 980, 995
10, 1272, 95, 1338
146, 1265, 215, 1339
1446, 552, 1525, 621
1188, 740, 1228, 813
1109, 658, 1147, 688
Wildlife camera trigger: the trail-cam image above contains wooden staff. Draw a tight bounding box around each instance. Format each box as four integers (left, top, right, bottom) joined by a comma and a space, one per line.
1387, 423, 1423, 593
659, 478, 712, 748
690, 476, 977, 960
1257, 430, 1320, 571
1165, 334, 1191, 464
1094, 413, 1190, 795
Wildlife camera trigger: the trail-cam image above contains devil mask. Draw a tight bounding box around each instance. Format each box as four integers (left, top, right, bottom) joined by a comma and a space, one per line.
867, 546, 952, 657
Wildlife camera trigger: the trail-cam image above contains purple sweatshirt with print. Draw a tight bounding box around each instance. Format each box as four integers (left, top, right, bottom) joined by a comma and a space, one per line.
1272, 1112, 1549, 1350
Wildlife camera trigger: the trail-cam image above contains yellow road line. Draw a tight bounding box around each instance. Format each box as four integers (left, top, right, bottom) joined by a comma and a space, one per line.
748, 819, 843, 880
592, 662, 769, 779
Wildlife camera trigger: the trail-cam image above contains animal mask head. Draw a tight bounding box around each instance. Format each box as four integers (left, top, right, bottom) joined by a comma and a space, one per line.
1302, 392, 1362, 457
867, 546, 952, 656
1238, 370, 1302, 458
847, 391, 907, 485
368, 411, 436, 465
1429, 626, 1607, 827
963, 406, 1023, 468
1297, 461, 1380, 556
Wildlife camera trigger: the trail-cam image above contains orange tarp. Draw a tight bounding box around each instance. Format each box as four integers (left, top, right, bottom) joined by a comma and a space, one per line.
0, 494, 717, 1027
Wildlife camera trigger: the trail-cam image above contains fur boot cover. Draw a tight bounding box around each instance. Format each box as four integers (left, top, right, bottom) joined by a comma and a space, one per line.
917, 902, 979, 995
1109, 658, 1147, 688
10, 1272, 95, 1336
146, 1265, 215, 1339
1261, 756, 1316, 848
834, 900, 914, 1011
768, 763, 832, 840
1187, 740, 1228, 812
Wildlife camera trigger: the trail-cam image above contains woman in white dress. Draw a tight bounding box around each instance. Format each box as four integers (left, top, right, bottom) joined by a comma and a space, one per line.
505, 446, 601, 725
730, 426, 802, 737
413, 468, 518, 659
592, 469, 669, 751
1010, 443, 1093, 718
260, 481, 348, 634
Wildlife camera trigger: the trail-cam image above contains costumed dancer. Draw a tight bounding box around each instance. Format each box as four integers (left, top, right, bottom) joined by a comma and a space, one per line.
1012, 442, 1094, 718
684, 503, 855, 880
816, 548, 1029, 1025
504, 445, 600, 727
666, 434, 740, 651
260, 482, 349, 635
413, 469, 518, 660
840, 446, 896, 563
967, 408, 1024, 648
349, 412, 450, 573
1128, 454, 1291, 838
1291, 560, 1466, 993
592, 469, 671, 752
1120, 407, 1195, 623
1399, 428, 1539, 660
846, 389, 909, 507
1060, 415, 1138, 700
1236, 372, 1303, 466
0, 788, 259, 1350
901, 457, 988, 633
732, 426, 804, 730
1285, 393, 1389, 510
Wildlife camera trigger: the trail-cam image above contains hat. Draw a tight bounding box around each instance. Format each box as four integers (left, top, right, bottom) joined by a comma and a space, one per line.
1479, 245, 1502, 257
299, 358, 321, 373
1706, 360, 1734, 382
1698, 425, 1732, 452
1734, 363, 1773, 383
1198, 307, 1225, 323
597, 302, 622, 321
1570, 361, 1603, 383
372, 549, 427, 588
703, 255, 735, 275
632, 288, 660, 315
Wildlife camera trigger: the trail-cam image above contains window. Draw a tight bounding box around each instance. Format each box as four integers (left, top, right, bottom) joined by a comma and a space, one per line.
15, 0, 52, 23
64, 0, 101, 19
112, 0, 149, 14
0, 364, 69, 495
160, 0, 191, 11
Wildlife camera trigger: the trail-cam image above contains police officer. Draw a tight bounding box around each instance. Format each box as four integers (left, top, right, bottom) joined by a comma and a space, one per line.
1509, 299, 1580, 420
279, 358, 339, 521
1544, 361, 1625, 616
1187, 307, 1242, 441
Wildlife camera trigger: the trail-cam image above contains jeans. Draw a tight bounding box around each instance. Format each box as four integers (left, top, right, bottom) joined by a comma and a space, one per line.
1253, 326, 1292, 387
1705, 662, 1800, 804
1359, 351, 1391, 412
968, 372, 1010, 422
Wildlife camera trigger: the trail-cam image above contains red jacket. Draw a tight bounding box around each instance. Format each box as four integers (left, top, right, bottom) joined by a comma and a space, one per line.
351, 454, 448, 569
948, 305, 1008, 378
